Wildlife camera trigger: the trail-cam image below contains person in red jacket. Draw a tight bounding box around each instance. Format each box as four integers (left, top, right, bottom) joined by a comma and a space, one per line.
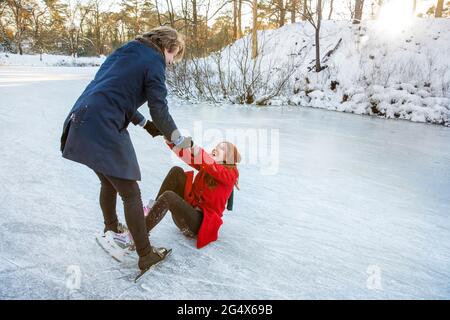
143, 140, 241, 249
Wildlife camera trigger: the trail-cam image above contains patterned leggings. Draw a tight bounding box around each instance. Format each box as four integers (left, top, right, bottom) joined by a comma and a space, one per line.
146, 166, 203, 237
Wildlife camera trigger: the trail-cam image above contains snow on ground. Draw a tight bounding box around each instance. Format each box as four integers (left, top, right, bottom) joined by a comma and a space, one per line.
171, 18, 450, 126
1, 66, 450, 299
0, 52, 105, 67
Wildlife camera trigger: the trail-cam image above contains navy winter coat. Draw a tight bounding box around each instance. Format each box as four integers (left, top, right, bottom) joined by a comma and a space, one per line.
60, 40, 178, 181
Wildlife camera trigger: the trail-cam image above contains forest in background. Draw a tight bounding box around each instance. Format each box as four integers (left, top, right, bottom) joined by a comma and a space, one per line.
1, 0, 448, 59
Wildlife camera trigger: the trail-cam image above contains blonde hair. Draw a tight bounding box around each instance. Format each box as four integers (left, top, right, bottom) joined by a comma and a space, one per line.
204, 142, 241, 190
223, 141, 241, 190
135, 26, 185, 62
221, 142, 241, 166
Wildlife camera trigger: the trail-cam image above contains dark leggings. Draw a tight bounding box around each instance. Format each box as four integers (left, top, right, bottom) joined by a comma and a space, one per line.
146, 166, 203, 237
95, 171, 151, 257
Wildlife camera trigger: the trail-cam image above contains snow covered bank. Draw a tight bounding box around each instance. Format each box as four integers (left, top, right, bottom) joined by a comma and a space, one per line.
2, 18, 449, 126
168, 18, 450, 126
0, 52, 105, 67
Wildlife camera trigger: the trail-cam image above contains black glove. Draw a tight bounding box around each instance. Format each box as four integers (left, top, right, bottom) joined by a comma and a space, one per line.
143, 121, 163, 137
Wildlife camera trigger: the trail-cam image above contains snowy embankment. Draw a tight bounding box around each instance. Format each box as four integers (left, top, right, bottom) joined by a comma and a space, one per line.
0, 52, 105, 67
2, 19, 449, 126
169, 18, 450, 126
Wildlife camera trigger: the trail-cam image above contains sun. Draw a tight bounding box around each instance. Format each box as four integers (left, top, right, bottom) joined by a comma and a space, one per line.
375, 0, 414, 35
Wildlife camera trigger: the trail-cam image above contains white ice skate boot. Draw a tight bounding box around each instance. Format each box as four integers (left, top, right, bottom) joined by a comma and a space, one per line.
111, 230, 135, 251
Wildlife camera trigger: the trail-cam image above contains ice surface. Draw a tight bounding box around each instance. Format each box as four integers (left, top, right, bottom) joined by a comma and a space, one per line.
0, 67, 449, 299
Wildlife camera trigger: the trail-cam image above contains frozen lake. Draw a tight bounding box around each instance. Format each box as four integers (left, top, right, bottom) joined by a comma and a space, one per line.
0, 66, 449, 299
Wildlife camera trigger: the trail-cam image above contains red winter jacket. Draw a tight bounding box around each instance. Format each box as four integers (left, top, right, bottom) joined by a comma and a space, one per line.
167, 142, 239, 249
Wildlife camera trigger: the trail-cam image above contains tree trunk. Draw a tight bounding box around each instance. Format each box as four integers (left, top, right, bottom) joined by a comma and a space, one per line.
192, 0, 198, 52
8, 0, 27, 55
328, 0, 334, 20
155, 0, 162, 25
302, 0, 307, 21
278, 0, 285, 27
290, 0, 296, 23
353, 0, 364, 24
238, 0, 242, 38
251, 0, 258, 59
435, 0, 444, 17
94, 4, 102, 55
166, 0, 175, 27
181, 0, 189, 36
412, 0, 417, 14
233, 0, 238, 40
315, 0, 322, 72
135, 1, 139, 35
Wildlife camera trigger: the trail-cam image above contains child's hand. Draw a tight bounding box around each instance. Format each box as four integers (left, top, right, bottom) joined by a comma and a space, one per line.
177, 136, 194, 149
172, 138, 195, 155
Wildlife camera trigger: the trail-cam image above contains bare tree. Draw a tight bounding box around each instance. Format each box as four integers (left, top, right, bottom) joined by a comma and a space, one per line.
298, 0, 324, 72
91, 0, 104, 55
290, 0, 297, 23
204, 1, 234, 24
353, 0, 364, 24
238, 0, 242, 37
231, 0, 242, 39
255, 57, 297, 105
237, 0, 243, 38
64, 0, 93, 57
180, 0, 190, 36
435, 0, 444, 17
328, 0, 334, 19
29, 0, 47, 60
154, 0, 163, 25
120, 0, 154, 37
251, 0, 257, 59
302, 0, 307, 20
0, 1, 14, 51
153, 0, 177, 27
315, 0, 322, 72
275, 0, 286, 27
347, 0, 355, 20
233, 0, 238, 40
168, 33, 299, 105
6, 0, 32, 55
192, 0, 198, 52
166, 0, 176, 26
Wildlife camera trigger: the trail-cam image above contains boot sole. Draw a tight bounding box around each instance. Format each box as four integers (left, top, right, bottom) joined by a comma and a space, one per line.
135, 249, 172, 282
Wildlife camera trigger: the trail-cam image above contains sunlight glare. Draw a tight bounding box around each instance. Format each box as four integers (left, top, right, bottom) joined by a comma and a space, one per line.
375, 0, 414, 35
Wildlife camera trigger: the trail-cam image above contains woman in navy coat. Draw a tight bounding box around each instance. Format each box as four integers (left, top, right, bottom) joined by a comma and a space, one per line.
60, 26, 191, 270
